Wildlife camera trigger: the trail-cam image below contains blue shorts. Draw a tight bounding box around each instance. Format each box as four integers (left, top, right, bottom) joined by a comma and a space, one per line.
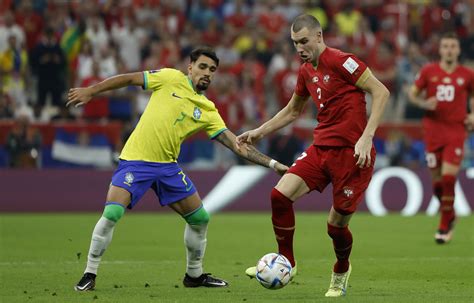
111, 160, 196, 209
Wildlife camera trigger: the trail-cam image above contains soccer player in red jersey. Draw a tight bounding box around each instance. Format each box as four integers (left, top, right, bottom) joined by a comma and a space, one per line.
408, 32, 474, 244
237, 14, 389, 297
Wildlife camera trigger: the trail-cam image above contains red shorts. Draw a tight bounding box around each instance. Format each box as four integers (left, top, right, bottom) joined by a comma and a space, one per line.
425, 139, 465, 169
287, 145, 375, 215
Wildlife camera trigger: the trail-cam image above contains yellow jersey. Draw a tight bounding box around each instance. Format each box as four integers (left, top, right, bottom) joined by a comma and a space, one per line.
120, 68, 227, 163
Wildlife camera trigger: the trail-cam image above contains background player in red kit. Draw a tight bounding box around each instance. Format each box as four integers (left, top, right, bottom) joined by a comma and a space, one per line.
237, 14, 389, 297
408, 32, 474, 244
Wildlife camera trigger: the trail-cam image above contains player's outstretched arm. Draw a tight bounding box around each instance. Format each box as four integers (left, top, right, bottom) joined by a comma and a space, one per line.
215, 130, 289, 175
236, 93, 308, 146
407, 85, 437, 110
67, 72, 144, 107
355, 72, 390, 168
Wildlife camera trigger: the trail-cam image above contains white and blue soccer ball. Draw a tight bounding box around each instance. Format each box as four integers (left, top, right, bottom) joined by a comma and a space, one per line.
256, 253, 292, 290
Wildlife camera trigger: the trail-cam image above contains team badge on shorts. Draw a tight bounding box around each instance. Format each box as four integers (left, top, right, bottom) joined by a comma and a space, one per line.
343, 186, 354, 198
193, 107, 202, 120
124, 172, 134, 186
455, 148, 462, 156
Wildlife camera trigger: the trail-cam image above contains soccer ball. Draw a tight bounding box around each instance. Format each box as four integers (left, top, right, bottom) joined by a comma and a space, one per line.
256, 253, 292, 290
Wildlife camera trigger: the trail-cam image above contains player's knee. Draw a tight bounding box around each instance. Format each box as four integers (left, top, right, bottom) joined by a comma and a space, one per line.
102, 203, 125, 222
271, 188, 292, 209
333, 207, 353, 217
184, 206, 209, 225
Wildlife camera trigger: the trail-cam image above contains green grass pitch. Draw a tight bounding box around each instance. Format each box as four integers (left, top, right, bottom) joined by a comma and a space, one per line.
1, 213, 473, 302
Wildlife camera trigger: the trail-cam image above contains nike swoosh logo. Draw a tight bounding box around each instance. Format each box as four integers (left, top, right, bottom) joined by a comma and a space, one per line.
75, 281, 92, 291
185, 185, 193, 192
208, 280, 228, 286
172, 92, 182, 99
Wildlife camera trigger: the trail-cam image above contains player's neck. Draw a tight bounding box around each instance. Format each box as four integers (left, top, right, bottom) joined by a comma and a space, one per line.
439, 60, 458, 73
311, 44, 327, 68
187, 75, 203, 95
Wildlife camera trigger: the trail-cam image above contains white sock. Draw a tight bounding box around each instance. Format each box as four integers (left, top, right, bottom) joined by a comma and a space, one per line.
85, 217, 116, 275
184, 223, 208, 278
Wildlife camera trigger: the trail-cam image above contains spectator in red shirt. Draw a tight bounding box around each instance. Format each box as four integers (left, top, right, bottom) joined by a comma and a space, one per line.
81, 62, 109, 120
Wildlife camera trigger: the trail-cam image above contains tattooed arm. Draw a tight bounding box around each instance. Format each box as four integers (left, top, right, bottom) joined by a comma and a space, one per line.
214, 130, 288, 175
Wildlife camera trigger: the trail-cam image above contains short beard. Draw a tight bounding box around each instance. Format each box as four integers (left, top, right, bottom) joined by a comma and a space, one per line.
196, 83, 209, 91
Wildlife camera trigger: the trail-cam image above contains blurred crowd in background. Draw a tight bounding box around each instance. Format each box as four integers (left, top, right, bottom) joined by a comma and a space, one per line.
1, 0, 474, 169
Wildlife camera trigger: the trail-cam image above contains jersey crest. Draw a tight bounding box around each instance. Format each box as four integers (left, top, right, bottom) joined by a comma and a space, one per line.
124, 172, 134, 186
193, 107, 202, 120
442, 77, 451, 84
343, 186, 354, 198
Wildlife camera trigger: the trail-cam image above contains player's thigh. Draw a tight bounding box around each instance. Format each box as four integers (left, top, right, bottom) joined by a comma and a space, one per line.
110, 160, 157, 209
155, 164, 199, 210
275, 173, 310, 201
167, 192, 203, 216
106, 185, 132, 208
441, 142, 464, 176
442, 161, 461, 176
283, 145, 330, 201
331, 147, 375, 216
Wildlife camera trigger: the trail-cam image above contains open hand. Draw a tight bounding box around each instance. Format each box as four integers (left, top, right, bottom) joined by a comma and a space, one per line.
66, 87, 93, 107
354, 135, 373, 168
236, 129, 264, 149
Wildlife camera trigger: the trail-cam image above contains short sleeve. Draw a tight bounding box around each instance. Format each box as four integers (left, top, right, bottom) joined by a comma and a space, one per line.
414, 66, 428, 90
294, 66, 310, 97
205, 110, 228, 139
334, 53, 368, 85
142, 68, 180, 91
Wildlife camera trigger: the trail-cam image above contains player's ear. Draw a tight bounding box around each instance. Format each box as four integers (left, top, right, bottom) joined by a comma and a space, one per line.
187, 63, 193, 75
316, 30, 323, 43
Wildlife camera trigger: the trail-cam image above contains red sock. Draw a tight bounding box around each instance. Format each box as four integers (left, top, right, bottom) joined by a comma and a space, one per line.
433, 180, 443, 201
271, 188, 296, 267
327, 223, 353, 273
439, 175, 456, 231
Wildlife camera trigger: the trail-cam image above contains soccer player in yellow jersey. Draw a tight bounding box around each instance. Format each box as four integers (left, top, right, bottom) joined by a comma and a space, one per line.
67, 47, 289, 291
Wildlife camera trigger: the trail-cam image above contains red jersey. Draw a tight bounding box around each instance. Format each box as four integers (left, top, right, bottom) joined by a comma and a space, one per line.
295, 47, 369, 147
414, 63, 474, 150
